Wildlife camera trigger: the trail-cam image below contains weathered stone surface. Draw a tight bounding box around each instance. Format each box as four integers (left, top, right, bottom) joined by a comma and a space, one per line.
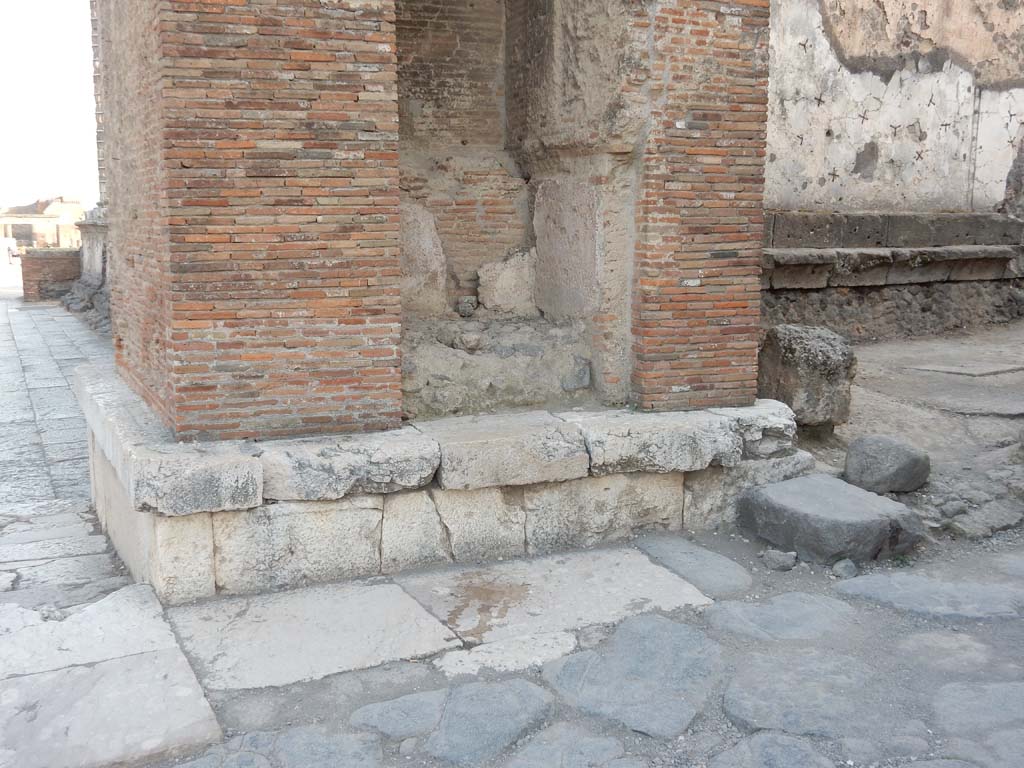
431, 487, 527, 562
845, 435, 931, 493
12, 552, 121, 589
710, 732, 835, 768
831, 558, 859, 579
396, 548, 710, 644
934, 682, 1024, 735
149, 512, 217, 604
415, 411, 589, 490
131, 443, 262, 515
544, 615, 722, 738
434, 632, 577, 677
636, 535, 753, 598
0, 649, 220, 768
423, 680, 553, 767
709, 400, 798, 459
738, 474, 926, 563
257, 427, 440, 501
212, 498, 383, 594
762, 549, 798, 571
559, 409, 742, 475
724, 650, 882, 739
684, 451, 816, 531
0, 533, 107, 563
0, 585, 176, 678
994, 549, 1024, 579
706, 592, 855, 641
524, 473, 684, 554
758, 325, 856, 427
178, 727, 383, 768
401, 201, 449, 317
505, 723, 625, 768
381, 491, 452, 573
837, 573, 1023, 619
533, 179, 599, 322
948, 501, 1024, 538
350, 689, 448, 739
478, 247, 539, 317
168, 583, 460, 690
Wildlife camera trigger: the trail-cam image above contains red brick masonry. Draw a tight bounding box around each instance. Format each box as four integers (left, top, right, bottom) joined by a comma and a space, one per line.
21, 249, 82, 302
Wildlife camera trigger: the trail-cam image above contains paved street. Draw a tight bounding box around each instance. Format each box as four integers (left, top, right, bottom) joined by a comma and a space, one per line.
1, 300, 1023, 768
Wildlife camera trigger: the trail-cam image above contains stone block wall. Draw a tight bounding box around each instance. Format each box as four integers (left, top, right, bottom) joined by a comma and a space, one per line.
96, 0, 403, 440
630, 0, 768, 411
21, 249, 82, 301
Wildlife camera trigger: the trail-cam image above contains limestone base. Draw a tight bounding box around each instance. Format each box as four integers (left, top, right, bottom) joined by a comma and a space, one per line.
78, 364, 809, 605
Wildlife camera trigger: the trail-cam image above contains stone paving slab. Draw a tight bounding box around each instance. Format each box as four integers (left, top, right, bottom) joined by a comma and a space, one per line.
168, 582, 461, 690
837, 572, 1024, 619
0, 648, 221, 768
635, 534, 753, 597
396, 548, 711, 644
174, 727, 383, 768
0, 584, 176, 678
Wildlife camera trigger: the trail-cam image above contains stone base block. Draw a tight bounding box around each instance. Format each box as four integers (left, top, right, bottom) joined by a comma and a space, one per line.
78, 365, 805, 604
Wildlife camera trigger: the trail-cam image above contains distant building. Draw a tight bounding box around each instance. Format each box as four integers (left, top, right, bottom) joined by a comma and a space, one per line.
0, 198, 86, 250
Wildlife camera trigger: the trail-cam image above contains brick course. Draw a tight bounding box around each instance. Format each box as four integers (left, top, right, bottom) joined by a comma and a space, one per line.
21, 249, 83, 302
97, 0, 403, 440
630, 0, 768, 411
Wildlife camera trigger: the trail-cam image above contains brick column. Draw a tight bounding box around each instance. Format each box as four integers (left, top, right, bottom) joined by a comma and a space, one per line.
98, 0, 402, 440
630, 0, 769, 411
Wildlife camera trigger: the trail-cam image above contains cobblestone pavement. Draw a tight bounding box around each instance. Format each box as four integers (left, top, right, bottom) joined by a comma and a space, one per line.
1, 301, 1023, 768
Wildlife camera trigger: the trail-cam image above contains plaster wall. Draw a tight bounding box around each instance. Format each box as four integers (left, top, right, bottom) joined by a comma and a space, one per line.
766, 0, 1024, 212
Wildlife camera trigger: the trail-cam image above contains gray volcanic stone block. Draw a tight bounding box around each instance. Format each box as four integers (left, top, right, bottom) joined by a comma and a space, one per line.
635, 535, 753, 598
845, 435, 930, 493
179, 726, 382, 768
706, 592, 855, 641
543, 614, 721, 738
837, 573, 1023, 619
505, 723, 625, 768
415, 411, 589, 490
737, 474, 925, 563
423, 680, 553, 766
257, 427, 440, 501
758, 325, 856, 427
710, 732, 835, 768
350, 689, 447, 739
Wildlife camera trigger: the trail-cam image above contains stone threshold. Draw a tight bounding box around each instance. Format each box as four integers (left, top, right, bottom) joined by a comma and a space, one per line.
763, 244, 1023, 290
73, 364, 809, 605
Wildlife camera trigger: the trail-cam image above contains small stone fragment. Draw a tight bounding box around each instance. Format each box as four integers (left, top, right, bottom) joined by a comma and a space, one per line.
456, 296, 478, 317
831, 559, 858, 579
844, 435, 930, 493
762, 549, 797, 571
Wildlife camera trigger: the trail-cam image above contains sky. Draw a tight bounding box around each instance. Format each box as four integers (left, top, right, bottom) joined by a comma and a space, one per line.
0, 0, 99, 209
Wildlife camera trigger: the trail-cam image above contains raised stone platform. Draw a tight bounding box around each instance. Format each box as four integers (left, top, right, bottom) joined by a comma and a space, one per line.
74, 364, 810, 604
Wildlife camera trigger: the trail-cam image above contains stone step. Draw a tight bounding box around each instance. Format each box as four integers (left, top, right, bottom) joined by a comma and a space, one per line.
763, 245, 1022, 289
737, 473, 926, 564
765, 211, 1024, 249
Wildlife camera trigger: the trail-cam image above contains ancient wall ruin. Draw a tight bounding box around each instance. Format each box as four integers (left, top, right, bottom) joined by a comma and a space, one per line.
766, 0, 1024, 213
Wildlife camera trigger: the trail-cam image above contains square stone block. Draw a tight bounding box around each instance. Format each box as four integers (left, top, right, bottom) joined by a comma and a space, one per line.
559, 409, 742, 475
381, 491, 453, 574
414, 411, 589, 490
212, 497, 384, 594
524, 473, 684, 555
